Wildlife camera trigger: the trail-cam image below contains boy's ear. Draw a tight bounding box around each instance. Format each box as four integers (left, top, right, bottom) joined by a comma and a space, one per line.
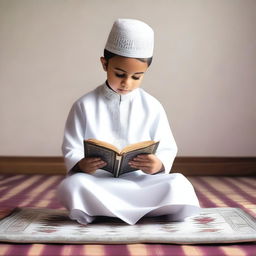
100, 57, 108, 71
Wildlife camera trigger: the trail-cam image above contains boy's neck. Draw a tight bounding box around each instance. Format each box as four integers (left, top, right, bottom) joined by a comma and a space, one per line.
106, 80, 116, 93
103, 82, 138, 102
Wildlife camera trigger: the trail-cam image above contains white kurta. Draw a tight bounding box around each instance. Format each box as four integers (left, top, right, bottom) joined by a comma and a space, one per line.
57, 83, 200, 225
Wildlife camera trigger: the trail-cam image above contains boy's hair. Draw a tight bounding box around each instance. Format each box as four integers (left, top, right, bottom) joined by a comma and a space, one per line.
104, 49, 153, 67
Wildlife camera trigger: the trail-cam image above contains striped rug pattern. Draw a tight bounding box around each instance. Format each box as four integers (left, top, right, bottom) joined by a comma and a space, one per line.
0, 174, 255, 256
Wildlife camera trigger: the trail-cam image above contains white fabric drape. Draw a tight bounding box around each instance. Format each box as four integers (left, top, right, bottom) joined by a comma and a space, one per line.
58, 83, 200, 224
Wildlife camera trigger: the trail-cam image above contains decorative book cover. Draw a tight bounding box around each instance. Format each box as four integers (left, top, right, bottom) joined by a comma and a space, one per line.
84, 139, 159, 177
0, 208, 255, 244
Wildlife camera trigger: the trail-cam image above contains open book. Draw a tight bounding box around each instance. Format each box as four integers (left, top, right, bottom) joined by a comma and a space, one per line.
84, 139, 159, 177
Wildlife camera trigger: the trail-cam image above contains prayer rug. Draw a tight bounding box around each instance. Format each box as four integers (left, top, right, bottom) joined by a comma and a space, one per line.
0, 207, 255, 244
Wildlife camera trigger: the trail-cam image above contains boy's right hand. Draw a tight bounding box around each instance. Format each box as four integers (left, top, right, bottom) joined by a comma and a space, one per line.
78, 157, 107, 174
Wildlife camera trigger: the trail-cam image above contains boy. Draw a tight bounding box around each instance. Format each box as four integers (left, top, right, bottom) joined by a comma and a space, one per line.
57, 19, 200, 225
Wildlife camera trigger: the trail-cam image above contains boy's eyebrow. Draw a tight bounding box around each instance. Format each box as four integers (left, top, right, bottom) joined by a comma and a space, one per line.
114, 67, 145, 75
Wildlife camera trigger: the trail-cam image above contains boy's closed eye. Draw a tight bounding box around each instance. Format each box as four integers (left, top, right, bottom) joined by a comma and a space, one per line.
114, 73, 141, 80
115, 73, 125, 78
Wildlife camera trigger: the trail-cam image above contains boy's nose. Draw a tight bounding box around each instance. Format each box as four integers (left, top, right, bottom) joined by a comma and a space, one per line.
121, 78, 130, 87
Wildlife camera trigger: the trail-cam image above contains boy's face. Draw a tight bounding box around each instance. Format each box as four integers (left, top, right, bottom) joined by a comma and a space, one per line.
100, 56, 148, 95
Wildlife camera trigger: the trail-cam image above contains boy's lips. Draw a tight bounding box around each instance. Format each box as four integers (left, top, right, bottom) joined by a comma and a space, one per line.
117, 88, 131, 94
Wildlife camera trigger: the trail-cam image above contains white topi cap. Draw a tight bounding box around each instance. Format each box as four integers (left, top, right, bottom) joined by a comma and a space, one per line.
105, 18, 154, 58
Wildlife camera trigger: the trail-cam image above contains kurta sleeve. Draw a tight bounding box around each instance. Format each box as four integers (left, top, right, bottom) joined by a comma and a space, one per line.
62, 101, 85, 173
151, 104, 178, 174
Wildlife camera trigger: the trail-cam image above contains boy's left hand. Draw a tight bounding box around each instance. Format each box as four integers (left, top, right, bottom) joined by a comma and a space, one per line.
129, 154, 164, 174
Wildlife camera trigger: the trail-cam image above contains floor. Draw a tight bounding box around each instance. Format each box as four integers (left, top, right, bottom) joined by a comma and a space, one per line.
0, 174, 255, 256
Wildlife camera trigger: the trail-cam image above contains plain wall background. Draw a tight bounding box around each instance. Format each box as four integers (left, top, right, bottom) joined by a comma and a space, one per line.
0, 0, 255, 157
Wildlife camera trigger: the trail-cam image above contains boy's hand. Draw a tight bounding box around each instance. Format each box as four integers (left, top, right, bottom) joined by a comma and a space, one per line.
129, 154, 164, 175
78, 157, 107, 174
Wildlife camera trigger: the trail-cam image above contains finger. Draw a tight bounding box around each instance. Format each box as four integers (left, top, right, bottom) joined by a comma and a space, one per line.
81, 159, 106, 170
86, 157, 103, 163
134, 155, 155, 162
140, 167, 151, 173
90, 160, 107, 168
129, 161, 151, 169
136, 154, 150, 159
85, 161, 107, 173
132, 157, 152, 163
130, 163, 151, 173
130, 158, 152, 165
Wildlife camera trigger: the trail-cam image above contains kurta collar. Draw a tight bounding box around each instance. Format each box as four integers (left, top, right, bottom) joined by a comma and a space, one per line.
101, 82, 138, 102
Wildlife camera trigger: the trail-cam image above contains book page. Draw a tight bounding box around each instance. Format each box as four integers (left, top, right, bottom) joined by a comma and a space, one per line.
86, 139, 120, 154
121, 141, 157, 154
120, 142, 159, 175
